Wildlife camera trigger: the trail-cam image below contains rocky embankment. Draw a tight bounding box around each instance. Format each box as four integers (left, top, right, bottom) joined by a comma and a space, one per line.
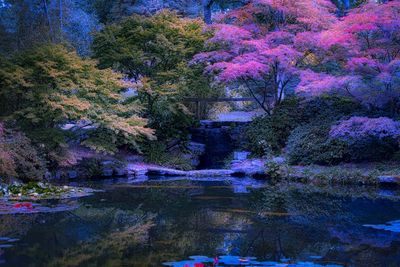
54, 143, 400, 186
56, 147, 400, 186
127, 158, 265, 178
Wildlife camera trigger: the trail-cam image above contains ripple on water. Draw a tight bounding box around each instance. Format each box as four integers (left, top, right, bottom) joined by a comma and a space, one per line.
0, 237, 20, 249
163, 255, 343, 267
364, 219, 400, 233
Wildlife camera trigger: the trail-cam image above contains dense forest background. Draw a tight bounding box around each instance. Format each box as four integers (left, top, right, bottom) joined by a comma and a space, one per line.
0, 0, 371, 55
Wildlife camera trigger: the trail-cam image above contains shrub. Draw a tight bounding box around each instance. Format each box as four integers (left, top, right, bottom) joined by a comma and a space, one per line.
143, 142, 193, 171
77, 158, 104, 179
286, 121, 350, 165
265, 161, 282, 180
244, 97, 303, 156
0, 125, 46, 182
302, 94, 364, 121
330, 116, 400, 161
287, 116, 400, 165
244, 95, 363, 158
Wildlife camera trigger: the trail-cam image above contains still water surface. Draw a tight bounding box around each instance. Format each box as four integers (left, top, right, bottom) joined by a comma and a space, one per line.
1, 177, 400, 266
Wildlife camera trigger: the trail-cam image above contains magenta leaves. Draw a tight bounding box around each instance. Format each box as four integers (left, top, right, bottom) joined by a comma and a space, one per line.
194, 0, 400, 115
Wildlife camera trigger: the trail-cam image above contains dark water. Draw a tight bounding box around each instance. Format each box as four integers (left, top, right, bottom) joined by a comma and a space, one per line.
1, 177, 400, 266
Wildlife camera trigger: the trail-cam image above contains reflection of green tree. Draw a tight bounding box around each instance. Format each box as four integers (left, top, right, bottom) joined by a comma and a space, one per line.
93, 181, 252, 265
46, 206, 155, 267
238, 183, 399, 263
1, 206, 154, 267
21, 181, 229, 266
248, 183, 392, 222
96, 181, 202, 215
124, 182, 231, 264
0, 214, 39, 238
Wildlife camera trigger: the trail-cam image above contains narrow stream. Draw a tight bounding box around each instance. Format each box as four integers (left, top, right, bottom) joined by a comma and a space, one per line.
1, 177, 400, 266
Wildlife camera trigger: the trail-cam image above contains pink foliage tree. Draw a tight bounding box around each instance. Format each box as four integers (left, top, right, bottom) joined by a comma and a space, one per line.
299, 1, 400, 113
193, 0, 337, 114
195, 0, 400, 115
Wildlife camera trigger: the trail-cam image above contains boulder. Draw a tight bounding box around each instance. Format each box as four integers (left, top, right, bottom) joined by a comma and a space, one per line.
233, 151, 250, 161
271, 156, 286, 164
230, 158, 266, 177
147, 167, 187, 176
67, 170, 78, 179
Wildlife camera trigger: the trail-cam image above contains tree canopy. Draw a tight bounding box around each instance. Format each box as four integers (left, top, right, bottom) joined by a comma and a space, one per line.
92, 10, 217, 142
0, 45, 154, 160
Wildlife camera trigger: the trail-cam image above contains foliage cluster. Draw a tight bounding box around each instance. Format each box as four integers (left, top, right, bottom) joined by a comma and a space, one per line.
244, 95, 360, 155
286, 120, 350, 165
0, 124, 46, 182
192, 0, 338, 114
330, 116, 400, 162
0, 10, 221, 179
245, 94, 400, 165
92, 11, 217, 140
244, 97, 303, 156
0, 45, 154, 180
92, 10, 220, 168
286, 112, 400, 165
143, 142, 193, 171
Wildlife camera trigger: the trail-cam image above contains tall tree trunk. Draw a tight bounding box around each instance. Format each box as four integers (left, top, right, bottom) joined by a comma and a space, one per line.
203, 0, 214, 24
42, 0, 54, 42
343, 0, 350, 10
59, 0, 63, 34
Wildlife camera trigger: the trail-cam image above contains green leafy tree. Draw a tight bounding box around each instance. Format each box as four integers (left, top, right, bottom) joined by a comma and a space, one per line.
0, 44, 154, 167
92, 10, 208, 81
92, 10, 213, 143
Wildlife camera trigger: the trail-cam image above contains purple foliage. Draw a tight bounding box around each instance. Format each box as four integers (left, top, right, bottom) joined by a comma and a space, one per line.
330, 116, 400, 141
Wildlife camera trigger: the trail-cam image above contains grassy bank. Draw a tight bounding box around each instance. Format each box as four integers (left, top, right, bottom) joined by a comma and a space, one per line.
265, 161, 400, 186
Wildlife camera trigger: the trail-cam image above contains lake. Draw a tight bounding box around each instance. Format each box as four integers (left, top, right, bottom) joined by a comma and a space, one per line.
0, 177, 400, 266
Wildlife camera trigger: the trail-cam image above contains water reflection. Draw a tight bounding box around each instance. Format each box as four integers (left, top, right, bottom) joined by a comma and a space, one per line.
0, 178, 400, 266
163, 255, 343, 266
364, 219, 400, 233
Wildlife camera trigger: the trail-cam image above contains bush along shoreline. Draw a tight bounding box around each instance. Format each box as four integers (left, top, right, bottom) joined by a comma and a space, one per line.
261, 159, 400, 186
240, 94, 400, 186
